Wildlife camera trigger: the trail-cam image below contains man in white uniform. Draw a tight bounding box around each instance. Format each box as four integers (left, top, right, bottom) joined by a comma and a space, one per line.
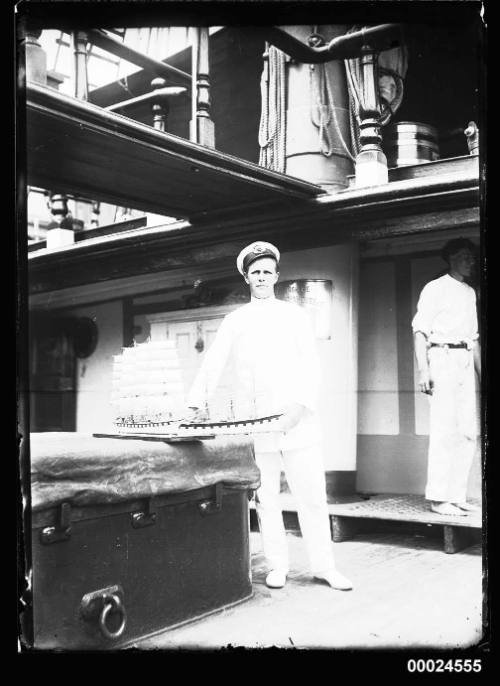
412, 238, 481, 516
186, 241, 352, 590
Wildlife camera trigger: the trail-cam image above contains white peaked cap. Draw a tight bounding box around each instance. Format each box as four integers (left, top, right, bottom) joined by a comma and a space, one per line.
236, 241, 280, 275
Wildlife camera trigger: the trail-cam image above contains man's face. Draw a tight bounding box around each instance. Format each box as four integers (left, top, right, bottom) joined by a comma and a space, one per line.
449, 249, 475, 279
244, 257, 279, 299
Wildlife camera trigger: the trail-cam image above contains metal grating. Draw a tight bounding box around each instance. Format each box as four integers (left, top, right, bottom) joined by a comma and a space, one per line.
329, 494, 482, 529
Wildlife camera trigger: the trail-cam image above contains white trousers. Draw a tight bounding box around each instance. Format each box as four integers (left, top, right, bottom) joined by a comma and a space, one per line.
426, 347, 478, 503
254, 444, 336, 576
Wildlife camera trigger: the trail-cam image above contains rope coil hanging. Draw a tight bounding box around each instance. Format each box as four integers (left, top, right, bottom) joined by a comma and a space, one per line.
307, 26, 355, 162
258, 44, 287, 172
309, 61, 355, 162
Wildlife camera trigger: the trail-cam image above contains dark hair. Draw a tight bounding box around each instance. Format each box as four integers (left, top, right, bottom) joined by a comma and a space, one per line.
440, 238, 476, 264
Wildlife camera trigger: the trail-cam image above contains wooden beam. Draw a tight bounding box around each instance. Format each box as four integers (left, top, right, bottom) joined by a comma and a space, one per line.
330, 516, 360, 542
28, 194, 479, 295
27, 162, 479, 296
443, 526, 480, 554
27, 84, 322, 219
86, 29, 191, 86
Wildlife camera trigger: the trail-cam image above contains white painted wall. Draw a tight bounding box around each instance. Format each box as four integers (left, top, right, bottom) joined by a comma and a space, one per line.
279, 244, 358, 472
70, 301, 123, 433
358, 260, 399, 435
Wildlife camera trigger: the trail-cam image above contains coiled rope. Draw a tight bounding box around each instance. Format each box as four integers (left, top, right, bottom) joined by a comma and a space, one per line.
310, 61, 355, 161
258, 44, 287, 172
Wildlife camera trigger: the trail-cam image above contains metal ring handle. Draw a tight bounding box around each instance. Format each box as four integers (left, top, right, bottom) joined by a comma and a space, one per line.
98, 594, 127, 640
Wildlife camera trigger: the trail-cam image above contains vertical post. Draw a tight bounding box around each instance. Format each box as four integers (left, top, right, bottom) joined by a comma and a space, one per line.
190, 27, 215, 147
464, 121, 479, 155
72, 31, 89, 101
91, 201, 101, 228
46, 193, 75, 249
354, 45, 388, 188
190, 27, 199, 143
24, 28, 47, 85
48, 193, 69, 225
151, 77, 168, 132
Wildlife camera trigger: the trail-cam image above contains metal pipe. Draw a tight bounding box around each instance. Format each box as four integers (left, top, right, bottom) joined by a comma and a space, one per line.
320, 23, 403, 58
105, 87, 186, 111
261, 23, 403, 63
86, 28, 191, 85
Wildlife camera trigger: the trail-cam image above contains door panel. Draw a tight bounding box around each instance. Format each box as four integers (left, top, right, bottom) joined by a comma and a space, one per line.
163, 317, 234, 417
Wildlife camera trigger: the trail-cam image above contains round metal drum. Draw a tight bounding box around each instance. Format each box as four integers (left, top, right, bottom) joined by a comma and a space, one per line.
384, 121, 440, 167
276, 279, 333, 339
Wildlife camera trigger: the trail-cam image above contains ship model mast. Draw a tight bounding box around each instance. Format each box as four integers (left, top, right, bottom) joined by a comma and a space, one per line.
109, 339, 283, 440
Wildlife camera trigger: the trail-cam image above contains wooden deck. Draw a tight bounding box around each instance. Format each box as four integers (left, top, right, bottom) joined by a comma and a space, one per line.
133, 529, 483, 650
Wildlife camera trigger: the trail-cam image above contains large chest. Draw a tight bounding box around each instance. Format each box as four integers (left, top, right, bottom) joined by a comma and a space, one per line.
30, 484, 252, 650
27, 433, 258, 650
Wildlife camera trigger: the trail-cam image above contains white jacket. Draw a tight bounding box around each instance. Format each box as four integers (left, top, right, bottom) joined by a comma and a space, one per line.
412, 274, 478, 347
187, 296, 321, 451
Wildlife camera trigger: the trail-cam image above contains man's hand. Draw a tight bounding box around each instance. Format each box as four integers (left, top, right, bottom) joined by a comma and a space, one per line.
277, 403, 308, 433
418, 368, 434, 395
414, 332, 433, 395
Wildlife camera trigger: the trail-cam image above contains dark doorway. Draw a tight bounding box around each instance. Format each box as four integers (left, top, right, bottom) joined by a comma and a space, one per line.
29, 314, 77, 432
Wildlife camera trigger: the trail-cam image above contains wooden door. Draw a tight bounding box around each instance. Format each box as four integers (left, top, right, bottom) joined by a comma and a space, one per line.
146, 305, 240, 418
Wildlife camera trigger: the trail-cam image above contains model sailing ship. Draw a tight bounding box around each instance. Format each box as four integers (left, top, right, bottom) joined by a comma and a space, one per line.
110, 340, 283, 437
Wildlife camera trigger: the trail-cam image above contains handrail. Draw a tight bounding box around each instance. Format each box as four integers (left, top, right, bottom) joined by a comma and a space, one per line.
28, 217, 148, 253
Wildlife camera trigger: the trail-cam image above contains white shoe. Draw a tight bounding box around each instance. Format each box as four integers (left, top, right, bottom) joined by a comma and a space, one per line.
314, 570, 353, 591
265, 570, 287, 588
430, 501, 467, 516
453, 501, 480, 513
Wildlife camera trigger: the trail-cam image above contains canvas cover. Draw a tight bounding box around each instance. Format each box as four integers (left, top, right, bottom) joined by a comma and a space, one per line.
29, 433, 259, 512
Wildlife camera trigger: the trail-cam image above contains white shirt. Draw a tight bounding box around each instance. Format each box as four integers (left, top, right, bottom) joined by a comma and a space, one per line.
411, 274, 479, 346
187, 296, 321, 451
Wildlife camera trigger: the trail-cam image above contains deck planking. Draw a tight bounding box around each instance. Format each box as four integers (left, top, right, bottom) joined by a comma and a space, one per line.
135, 529, 483, 650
